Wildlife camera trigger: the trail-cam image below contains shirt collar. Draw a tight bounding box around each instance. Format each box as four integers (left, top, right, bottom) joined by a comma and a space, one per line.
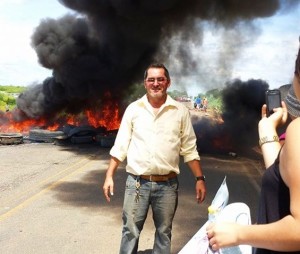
138, 94, 178, 109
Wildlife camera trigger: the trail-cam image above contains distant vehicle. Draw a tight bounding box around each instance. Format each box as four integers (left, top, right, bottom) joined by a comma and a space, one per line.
176, 97, 191, 102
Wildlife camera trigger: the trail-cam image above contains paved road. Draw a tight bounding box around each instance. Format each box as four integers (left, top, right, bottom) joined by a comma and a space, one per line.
0, 142, 264, 253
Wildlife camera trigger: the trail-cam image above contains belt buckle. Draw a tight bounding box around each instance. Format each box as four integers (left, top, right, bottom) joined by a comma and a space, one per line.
149, 175, 153, 181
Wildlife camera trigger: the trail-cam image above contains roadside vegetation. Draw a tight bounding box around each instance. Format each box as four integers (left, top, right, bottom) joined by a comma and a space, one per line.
0, 84, 224, 114
0, 85, 26, 111
125, 83, 224, 113
168, 88, 224, 115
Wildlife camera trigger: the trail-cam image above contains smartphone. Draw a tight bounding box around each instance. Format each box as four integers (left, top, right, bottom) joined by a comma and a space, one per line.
265, 89, 281, 116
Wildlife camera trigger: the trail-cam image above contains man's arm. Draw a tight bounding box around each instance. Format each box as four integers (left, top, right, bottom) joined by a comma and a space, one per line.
187, 159, 206, 203
103, 156, 120, 202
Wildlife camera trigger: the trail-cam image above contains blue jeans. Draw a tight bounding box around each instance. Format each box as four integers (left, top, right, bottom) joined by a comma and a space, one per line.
119, 174, 179, 254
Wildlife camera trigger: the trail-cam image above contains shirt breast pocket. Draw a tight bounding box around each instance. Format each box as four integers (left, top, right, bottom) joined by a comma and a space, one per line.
161, 119, 182, 142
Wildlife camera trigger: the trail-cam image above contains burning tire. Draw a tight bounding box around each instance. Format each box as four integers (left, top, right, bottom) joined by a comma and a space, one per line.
63, 125, 97, 144
65, 125, 97, 138
95, 134, 116, 148
29, 129, 65, 143
70, 135, 94, 144
0, 133, 23, 145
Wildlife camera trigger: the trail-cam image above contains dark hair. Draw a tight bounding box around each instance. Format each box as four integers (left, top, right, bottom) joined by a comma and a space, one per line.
144, 63, 170, 81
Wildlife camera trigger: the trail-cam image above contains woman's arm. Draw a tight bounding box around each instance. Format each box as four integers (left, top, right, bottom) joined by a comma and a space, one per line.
258, 102, 288, 168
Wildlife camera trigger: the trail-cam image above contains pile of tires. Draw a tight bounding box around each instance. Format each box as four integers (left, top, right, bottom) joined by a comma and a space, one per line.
0, 133, 23, 145
70, 135, 94, 144
29, 129, 65, 143
27, 125, 117, 146
64, 125, 97, 144
95, 134, 116, 148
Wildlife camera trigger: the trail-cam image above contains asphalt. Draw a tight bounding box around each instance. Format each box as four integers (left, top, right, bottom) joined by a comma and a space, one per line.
0, 141, 264, 254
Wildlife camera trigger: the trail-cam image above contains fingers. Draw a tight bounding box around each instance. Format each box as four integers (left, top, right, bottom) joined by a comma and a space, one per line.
281, 101, 288, 122
206, 225, 221, 251
210, 242, 219, 251
196, 195, 201, 204
261, 104, 267, 118
103, 184, 114, 202
196, 181, 206, 203
198, 191, 206, 203
103, 187, 111, 202
196, 190, 206, 203
261, 103, 288, 127
196, 190, 201, 203
196, 187, 199, 202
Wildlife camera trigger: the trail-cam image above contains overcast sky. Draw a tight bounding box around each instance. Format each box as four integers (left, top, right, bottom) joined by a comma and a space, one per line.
0, 0, 73, 87
232, 7, 300, 88
1, 0, 300, 94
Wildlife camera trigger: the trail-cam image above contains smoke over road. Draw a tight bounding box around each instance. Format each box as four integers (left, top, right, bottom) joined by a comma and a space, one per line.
193, 78, 270, 154
14, 0, 298, 120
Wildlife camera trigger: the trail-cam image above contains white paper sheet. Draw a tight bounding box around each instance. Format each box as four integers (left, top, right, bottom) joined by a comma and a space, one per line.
178, 202, 252, 254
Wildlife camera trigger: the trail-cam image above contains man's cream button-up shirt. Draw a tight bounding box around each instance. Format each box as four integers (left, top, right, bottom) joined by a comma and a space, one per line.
110, 95, 200, 175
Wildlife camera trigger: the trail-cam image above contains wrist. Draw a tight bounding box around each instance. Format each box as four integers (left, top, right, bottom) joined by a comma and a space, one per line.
258, 120, 277, 135
195, 175, 205, 182
259, 135, 279, 146
105, 171, 114, 178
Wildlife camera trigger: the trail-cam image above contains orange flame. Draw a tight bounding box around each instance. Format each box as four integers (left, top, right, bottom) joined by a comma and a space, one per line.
0, 103, 121, 133
86, 104, 120, 130
0, 112, 59, 133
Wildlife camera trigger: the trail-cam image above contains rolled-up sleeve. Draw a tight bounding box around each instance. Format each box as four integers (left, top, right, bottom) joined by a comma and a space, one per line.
109, 106, 133, 162
180, 110, 200, 163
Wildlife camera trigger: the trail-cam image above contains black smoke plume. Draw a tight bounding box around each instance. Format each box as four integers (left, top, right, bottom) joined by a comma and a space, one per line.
194, 79, 269, 155
13, 0, 299, 122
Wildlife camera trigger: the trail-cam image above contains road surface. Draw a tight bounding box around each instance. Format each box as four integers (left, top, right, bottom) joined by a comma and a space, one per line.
0, 142, 264, 253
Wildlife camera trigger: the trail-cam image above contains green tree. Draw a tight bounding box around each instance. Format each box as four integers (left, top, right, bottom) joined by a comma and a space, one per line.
168, 89, 189, 99
0, 85, 25, 93
0, 85, 25, 111
0, 92, 8, 102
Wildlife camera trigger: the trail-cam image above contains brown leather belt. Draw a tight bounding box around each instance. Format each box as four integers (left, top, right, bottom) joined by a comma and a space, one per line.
139, 172, 177, 182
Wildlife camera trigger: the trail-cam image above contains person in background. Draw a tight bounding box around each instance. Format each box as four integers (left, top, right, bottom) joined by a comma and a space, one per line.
206, 43, 300, 253
195, 96, 202, 110
202, 97, 208, 113
103, 63, 206, 254
194, 97, 197, 109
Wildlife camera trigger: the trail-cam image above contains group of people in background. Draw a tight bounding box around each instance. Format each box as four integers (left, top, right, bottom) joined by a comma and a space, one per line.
194, 96, 208, 112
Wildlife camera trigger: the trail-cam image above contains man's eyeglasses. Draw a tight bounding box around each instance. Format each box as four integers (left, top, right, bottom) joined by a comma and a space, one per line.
145, 77, 167, 84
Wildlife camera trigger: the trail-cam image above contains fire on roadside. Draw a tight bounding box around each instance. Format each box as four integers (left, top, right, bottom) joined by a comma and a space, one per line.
0, 104, 121, 134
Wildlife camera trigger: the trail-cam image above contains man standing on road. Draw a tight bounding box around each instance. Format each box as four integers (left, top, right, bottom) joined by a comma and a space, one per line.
103, 63, 206, 254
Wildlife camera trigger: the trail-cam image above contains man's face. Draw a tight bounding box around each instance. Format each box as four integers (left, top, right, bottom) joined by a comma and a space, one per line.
144, 68, 170, 100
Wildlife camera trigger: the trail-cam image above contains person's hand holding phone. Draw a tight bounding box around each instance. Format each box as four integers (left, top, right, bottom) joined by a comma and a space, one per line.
266, 89, 281, 116
264, 89, 288, 125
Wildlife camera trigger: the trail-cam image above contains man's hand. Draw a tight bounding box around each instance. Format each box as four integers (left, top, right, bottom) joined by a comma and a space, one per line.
103, 177, 114, 202
103, 156, 120, 202
196, 180, 206, 203
186, 159, 207, 203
